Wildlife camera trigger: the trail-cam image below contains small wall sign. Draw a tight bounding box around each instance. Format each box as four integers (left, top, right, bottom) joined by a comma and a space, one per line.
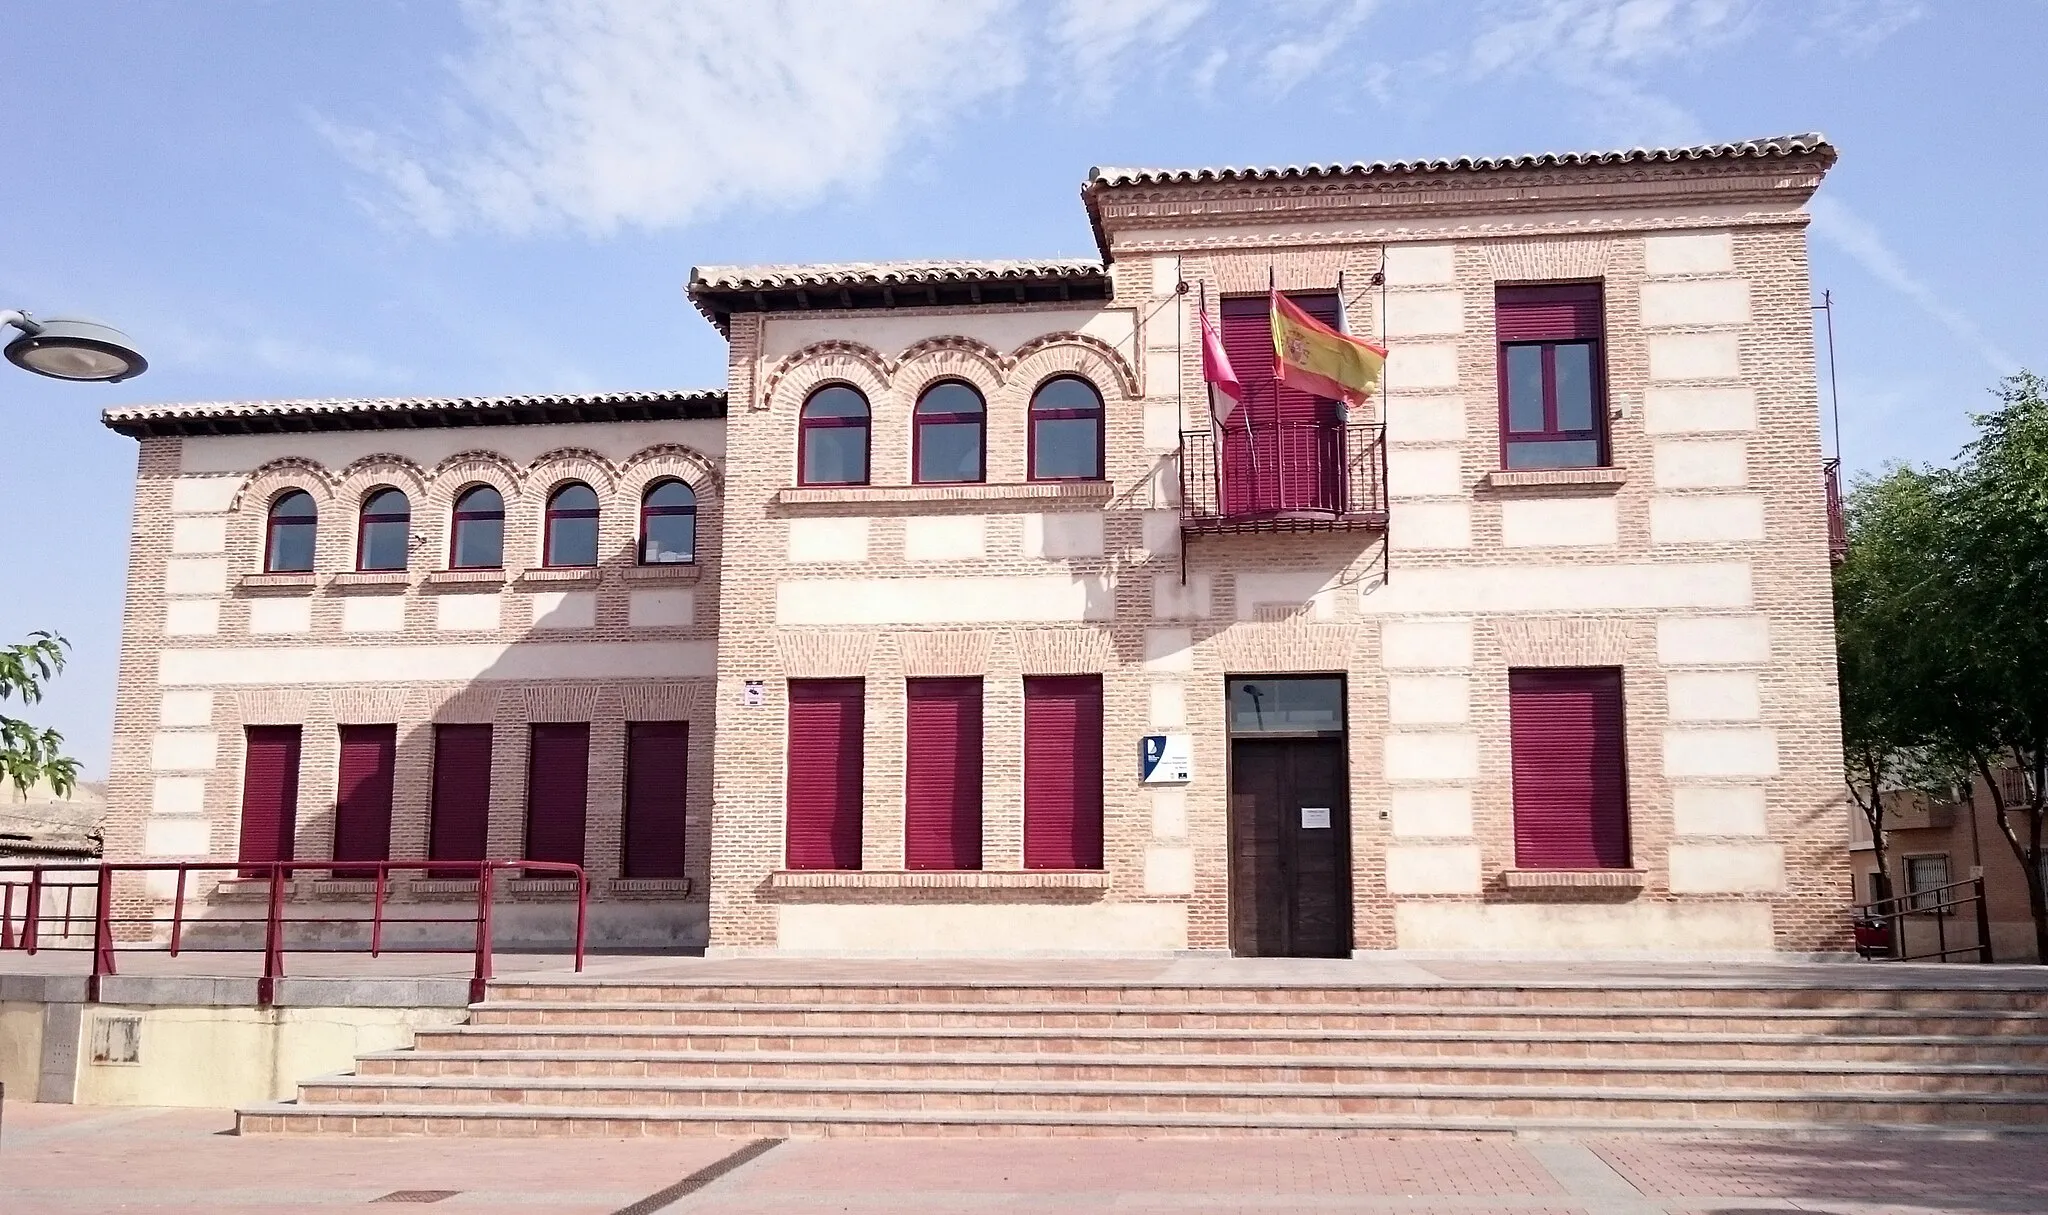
1300, 806, 1332, 829
741, 680, 765, 707
1140, 733, 1193, 784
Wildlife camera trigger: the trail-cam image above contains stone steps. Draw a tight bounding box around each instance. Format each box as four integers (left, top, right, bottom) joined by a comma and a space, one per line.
240, 977, 2048, 1138
411, 1024, 2048, 1064
277, 1072, 2048, 1124
464, 1000, 2048, 1037
349, 1048, 2048, 1093
485, 982, 2048, 1012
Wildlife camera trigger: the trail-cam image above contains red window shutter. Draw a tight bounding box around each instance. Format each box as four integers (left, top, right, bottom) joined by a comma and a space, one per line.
904, 678, 983, 870
624, 721, 688, 879
1495, 284, 1603, 341
1510, 668, 1630, 869
333, 724, 396, 877
525, 723, 590, 868
786, 679, 864, 870
238, 726, 302, 872
1023, 675, 1104, 869
429, 724, 493, 876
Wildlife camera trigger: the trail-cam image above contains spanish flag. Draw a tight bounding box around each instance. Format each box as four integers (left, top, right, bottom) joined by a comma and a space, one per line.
1271, 291, 1387, 406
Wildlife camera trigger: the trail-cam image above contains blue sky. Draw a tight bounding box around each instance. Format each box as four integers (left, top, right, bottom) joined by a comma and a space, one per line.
2, 0, 2041, 777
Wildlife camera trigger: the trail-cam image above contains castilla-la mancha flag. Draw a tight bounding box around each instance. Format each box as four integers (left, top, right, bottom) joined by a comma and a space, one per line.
1270, 290, 1387, 406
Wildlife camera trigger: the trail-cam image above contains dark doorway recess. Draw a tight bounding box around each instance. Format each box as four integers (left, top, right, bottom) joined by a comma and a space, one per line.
1226, 676, 1352, 957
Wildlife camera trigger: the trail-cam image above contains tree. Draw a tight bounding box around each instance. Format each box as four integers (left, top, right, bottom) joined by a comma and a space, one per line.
1841, 372, 2048, 960
1939, 372, 2048, 961
0, 631, 80, 797
1834, 464, 1954, 905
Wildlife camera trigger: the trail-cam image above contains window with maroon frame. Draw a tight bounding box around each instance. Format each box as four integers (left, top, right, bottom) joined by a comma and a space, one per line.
333, 724, 396, 877
356, 488, 410, 572
1023, 675, 1104, 870
904, 677, 983, 870
543, 482, 600, 568
785, 679, 864, 870
623, 721, 688, 879
1029, 376, 1104, 481
238, 725, 301, 872
799, 385, 870, 486
449, 485, 505, 570
264, 490, 318, 573
1508, 667, 1630, 870
639, 480, 696, 565
914, 381, 986, 484
1495, 284, 1606, 470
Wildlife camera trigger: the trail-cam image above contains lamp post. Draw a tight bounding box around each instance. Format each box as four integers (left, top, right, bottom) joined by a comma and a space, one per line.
2, 310, 147, 382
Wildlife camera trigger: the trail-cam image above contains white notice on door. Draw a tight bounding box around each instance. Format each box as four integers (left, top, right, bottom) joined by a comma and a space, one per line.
1300, 807, 1332, 829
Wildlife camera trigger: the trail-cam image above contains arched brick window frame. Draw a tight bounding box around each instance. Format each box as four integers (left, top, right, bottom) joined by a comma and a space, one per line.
354, 487, 412, 571
264, 489, 319, 573
912, 379, 987, 485
449, 484, 507, 570
639, 479, 697, 564
798, 383, 872, 486
1027, 374, 1106, 481
542, 481, 601, 568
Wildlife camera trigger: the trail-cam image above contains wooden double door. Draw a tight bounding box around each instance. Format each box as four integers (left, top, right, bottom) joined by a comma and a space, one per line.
1228, 737, 1352, 957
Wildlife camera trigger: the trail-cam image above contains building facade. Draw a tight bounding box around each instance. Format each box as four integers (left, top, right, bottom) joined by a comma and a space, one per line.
99, 135, 1850, 956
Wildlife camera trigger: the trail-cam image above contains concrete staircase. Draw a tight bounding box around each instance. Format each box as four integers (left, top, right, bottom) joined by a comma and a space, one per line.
237, 975, 2048, 1137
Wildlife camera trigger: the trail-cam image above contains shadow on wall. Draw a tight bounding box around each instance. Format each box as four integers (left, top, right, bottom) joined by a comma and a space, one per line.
172, 460, 723, 954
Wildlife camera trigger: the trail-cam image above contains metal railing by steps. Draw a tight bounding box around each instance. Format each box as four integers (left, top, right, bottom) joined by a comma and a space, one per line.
238, 976, 2048, 1139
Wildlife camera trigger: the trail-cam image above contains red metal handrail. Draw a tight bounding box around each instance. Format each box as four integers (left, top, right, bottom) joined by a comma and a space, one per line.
0, 858, 588, 1005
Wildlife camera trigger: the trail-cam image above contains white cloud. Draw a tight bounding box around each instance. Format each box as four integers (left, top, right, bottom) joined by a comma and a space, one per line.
326, 0, 1024, 237
1051, 0, 1211, 99
1260, 0, 1382, 90
1808, 196, 2021, 377
1806, 0, 1927, 54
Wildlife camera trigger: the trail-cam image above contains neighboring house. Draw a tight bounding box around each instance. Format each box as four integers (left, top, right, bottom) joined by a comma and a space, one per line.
94, 134, 1847, 956
0, 778, 104, 861
1850, 770, 2042, 961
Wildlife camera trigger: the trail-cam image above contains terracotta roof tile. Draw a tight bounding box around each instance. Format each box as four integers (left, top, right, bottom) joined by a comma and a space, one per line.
1087, 133, 1834, 187
102, 388, 726, 438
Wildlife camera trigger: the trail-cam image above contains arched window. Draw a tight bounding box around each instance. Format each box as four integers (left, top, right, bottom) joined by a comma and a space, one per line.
449, 485, 505, 570
640, 480, 696, 565
264, 490, 318, 573
1030, 376, 1105, 481
356, 488, 411, 572
544, 482, 600, 568
914, 381, 986, 484
798, 385, 870, 486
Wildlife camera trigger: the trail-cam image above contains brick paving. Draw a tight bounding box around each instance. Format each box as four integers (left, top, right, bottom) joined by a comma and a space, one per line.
7, 1101, 2047, 1213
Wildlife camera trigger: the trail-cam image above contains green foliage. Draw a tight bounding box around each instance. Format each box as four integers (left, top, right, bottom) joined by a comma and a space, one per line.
0, 631, 80, 797
1837, 372, 2048, 955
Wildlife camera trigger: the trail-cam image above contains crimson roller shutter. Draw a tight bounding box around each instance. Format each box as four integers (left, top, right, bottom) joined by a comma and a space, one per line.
1509, 668, 1630, 869
1495, 284, 1603, 341
525, 723, 590, 869
1219, 293, 1343, 515
904, 678, 983, 870
332, 724, 395, 878
786, 679, 864, 870
624, 721, 688, 879
237, 726, 301, 874
1023, 675, 1104, 869
428, 724, 493, 877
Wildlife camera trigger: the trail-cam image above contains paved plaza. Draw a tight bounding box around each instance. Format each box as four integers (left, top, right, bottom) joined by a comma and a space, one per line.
7, 1099, 2046, 1214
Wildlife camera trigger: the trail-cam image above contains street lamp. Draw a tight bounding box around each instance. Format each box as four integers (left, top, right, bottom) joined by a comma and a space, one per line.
3, 310, 147, 383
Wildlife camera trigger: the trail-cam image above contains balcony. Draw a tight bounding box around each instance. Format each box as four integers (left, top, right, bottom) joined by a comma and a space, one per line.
1824, 457, 1847, 563
1178, 420, 1388, 537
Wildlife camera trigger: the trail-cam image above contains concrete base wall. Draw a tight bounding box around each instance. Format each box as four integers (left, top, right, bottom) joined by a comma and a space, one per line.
5, 998, 465, 1108
1393, 901, 1776, 952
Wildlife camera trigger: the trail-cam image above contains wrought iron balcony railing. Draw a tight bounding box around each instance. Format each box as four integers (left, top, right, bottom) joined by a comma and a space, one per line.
1178, 420, 1388, 536
1824, 457, 1847, 563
